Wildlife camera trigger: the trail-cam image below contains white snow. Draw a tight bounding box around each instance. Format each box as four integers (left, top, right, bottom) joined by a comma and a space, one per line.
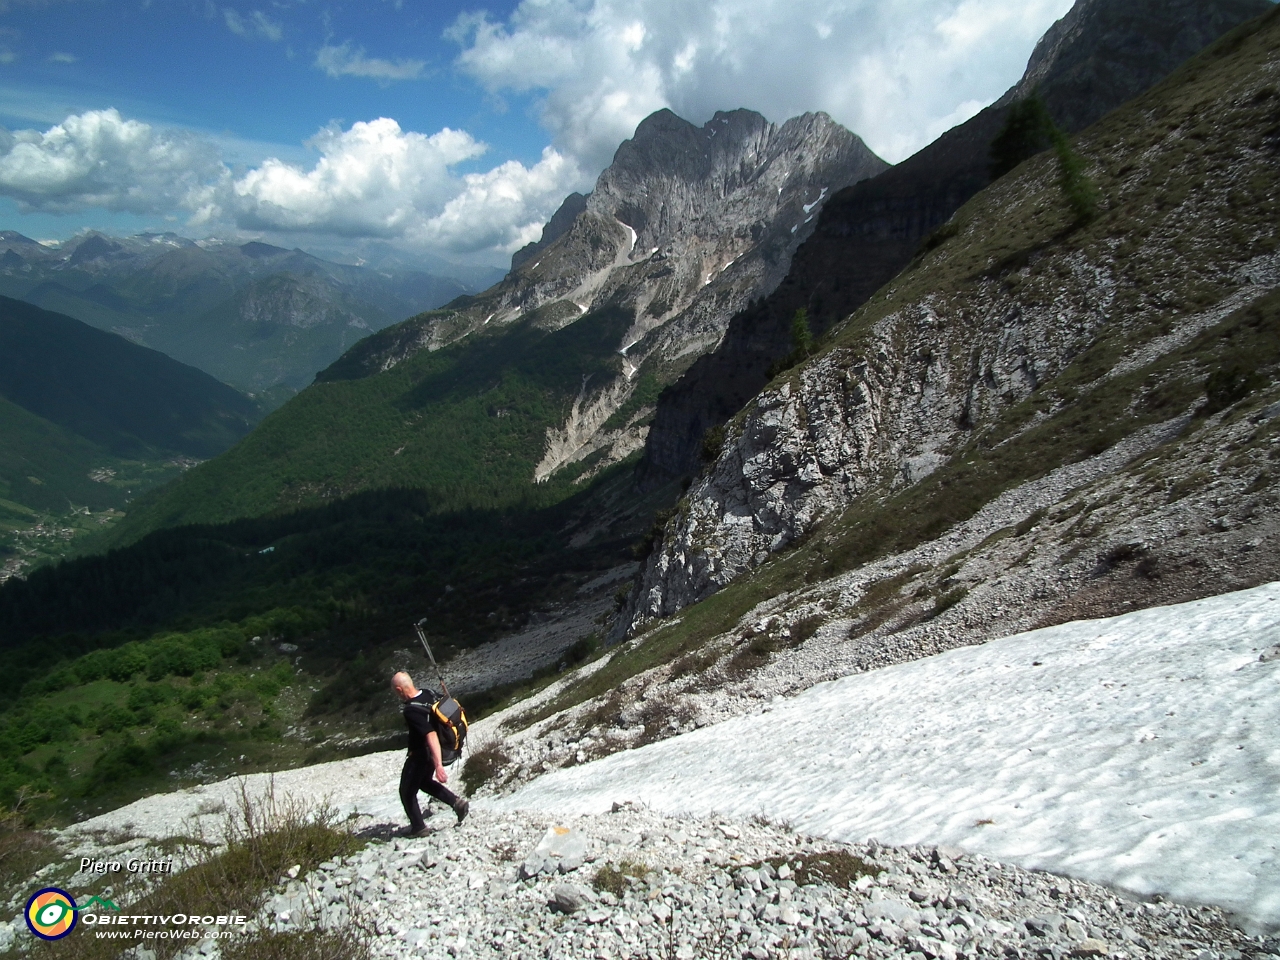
498, 584, 1280, 930
620, 223, 637, 255
803, 187, 828, 214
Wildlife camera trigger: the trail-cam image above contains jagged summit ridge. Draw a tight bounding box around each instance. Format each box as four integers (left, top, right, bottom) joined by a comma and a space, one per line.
332, 106, 886, 483
616, 3, 1280, 636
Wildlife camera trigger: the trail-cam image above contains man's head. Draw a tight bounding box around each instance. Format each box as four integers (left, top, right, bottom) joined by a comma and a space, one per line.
391, 672, 419, 702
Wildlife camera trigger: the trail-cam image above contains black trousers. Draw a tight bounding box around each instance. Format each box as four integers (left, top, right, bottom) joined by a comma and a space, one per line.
399, 751, 458, 831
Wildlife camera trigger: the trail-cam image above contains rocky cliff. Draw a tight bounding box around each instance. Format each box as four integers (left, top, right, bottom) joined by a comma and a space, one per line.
324, 109, 886, 481
619, 3, 1280, 634
637, 0, 1274, 487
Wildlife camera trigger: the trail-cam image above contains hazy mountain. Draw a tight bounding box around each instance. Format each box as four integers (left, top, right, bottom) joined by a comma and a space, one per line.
0, 233, 481, 404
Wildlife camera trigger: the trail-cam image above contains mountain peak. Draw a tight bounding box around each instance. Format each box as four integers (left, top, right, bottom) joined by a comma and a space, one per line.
998, 0, 1273, 125
239, 241, 293, 259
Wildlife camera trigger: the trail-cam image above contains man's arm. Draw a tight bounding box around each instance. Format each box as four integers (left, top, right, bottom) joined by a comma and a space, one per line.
426, 730, 448, 784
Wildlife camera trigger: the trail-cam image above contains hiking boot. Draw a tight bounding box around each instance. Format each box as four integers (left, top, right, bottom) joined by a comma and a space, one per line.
399, 825, 430, 838
453, 797, 470, 825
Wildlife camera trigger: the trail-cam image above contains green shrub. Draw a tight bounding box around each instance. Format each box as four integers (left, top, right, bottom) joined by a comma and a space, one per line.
459, 741, 512, 795
592, 859, 648, 896
701, 425, 726, 464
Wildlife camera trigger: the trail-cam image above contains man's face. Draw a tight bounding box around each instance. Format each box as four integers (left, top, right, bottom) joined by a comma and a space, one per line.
392, 679, 411, 701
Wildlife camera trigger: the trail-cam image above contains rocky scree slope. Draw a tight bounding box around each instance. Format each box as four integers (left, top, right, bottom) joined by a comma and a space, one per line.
616, 5, 1280, 636
638, 0, 1273, 485
325, 109, 885, 483
31, 805, 1274, 960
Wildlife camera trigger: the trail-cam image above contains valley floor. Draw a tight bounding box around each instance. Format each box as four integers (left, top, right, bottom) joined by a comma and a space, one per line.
15, 582, 1276, 958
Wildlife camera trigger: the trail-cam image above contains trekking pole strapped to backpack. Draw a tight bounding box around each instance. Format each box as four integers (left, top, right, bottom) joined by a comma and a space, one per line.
413, 618, 468, 764
414, 618, 450, 698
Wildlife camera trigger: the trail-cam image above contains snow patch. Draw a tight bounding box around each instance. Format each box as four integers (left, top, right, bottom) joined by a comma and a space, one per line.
803, 187, 828, 214
501, 583, 1280, 930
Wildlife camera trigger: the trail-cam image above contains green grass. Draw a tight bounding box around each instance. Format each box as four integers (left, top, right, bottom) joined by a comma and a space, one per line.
0, 612, 319, 819
108, 304, 643, 543
36, 784, 365, 960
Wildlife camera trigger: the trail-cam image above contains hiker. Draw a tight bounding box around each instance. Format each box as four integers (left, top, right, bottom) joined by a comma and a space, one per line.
391, 671, 470, 837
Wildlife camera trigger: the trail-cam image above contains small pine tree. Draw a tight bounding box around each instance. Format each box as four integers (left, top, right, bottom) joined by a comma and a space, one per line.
990, 91, 1098, 224
790, 308, 813, 360
989, 95, 1054, 180
1049, 127, 1098, 224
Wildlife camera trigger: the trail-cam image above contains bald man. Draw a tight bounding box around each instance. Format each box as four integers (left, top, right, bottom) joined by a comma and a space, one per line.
392, 672, 469, 837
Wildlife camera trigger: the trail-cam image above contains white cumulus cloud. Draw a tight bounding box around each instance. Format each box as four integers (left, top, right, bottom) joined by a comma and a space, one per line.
228, 118, 485, 236
225, 118, 583, 253
0, 109, 584, 262
449, 0, 1075, 167
315, 42, 426, 83
0, 108, 224, 214
411, 147, 581, 253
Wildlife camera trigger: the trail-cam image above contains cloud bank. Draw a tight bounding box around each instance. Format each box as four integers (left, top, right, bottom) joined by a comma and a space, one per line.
0, 109, 582, 260
450, 0, 1075, 167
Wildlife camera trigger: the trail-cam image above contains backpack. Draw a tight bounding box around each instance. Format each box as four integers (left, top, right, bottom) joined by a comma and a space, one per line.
427, 695, 468, 765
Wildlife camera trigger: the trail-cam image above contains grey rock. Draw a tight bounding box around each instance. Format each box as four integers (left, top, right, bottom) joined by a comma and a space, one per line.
550, 883, 595, 914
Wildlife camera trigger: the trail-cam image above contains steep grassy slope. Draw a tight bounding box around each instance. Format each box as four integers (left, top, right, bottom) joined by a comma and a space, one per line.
625, 3, 1280, 628
638, 0, 1273, 485
106, 304, 641, 543
0, 296, 261, 459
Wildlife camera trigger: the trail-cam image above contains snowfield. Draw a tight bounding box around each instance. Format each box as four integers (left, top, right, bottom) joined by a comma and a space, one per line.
496, 583, 1280, 930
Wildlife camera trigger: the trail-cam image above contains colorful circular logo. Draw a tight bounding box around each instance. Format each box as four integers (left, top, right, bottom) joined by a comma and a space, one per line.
25, 887, 78, 940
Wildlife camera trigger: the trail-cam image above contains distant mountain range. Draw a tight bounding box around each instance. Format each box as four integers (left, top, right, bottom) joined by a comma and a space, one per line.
0, 232, 500, 405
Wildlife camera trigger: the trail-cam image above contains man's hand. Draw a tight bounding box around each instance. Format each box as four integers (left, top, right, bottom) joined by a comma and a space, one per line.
427, 729, 447, 783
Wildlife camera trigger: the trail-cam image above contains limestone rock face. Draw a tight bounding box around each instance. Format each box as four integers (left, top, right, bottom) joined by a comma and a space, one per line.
617, 5, 1280, 633
326, 108, 886, 480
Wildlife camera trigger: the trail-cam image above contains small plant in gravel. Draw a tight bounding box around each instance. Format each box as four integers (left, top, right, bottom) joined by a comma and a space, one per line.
633, 697, 696, 747
37, 780, 362, 960
0, 789, 53, 890
592, 858, 649, 896
929, 586, 969, 619
221, 927, 371, 960
459, 741, 513, 795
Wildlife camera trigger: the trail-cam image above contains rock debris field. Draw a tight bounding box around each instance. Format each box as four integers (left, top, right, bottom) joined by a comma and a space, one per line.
238, 806, 1275, 960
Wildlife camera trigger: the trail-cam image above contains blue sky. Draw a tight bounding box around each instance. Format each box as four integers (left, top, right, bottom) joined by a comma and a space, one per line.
0, 0, 1077, 266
